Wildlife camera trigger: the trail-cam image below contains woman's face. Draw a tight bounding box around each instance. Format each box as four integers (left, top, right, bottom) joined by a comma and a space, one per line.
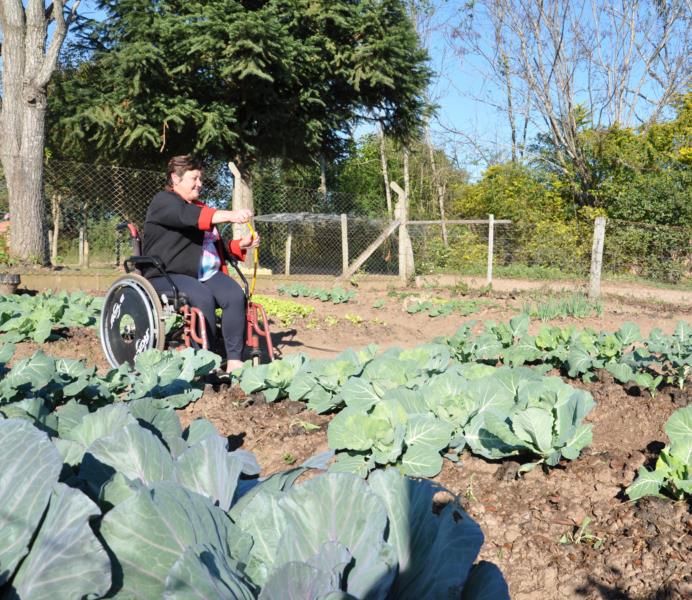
171, 169, 203, 202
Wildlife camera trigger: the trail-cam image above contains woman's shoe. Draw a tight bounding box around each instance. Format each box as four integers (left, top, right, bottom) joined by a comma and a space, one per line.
206, 367, 232, 385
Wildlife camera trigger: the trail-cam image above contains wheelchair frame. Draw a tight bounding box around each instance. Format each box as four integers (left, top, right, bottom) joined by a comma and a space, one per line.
100, 222, 273, 369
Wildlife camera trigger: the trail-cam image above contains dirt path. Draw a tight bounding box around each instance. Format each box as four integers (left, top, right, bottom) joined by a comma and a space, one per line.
415, 274, 692, 307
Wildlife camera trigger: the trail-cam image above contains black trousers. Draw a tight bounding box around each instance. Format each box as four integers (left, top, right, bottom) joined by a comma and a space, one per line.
148, 271, 246, 360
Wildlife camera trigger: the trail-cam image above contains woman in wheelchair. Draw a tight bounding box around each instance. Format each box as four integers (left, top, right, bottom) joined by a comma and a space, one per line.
142, 155, 259, 373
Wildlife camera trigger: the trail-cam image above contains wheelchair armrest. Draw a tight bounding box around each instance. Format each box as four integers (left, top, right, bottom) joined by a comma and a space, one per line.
124, 256, 181, 309
124, 255, 165, 274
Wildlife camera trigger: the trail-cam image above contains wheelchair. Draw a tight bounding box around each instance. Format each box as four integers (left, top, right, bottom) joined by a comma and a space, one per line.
100, 222, 273, 369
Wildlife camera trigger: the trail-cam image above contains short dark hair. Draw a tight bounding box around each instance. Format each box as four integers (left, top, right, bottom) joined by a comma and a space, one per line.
166, 155, 203, 186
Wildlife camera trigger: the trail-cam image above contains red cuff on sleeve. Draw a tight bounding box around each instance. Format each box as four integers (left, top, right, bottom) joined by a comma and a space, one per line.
197, 206, 216, 230
228, 239, 248, 261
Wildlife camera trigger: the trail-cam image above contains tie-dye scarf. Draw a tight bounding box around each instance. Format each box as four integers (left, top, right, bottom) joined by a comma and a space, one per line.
198, 227, 221, 281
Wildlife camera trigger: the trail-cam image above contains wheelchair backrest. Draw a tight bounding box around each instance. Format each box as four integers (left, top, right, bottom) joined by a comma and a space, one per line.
117, 221, 143, 274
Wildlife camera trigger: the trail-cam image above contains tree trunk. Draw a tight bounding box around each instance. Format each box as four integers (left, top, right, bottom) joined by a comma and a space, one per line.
378, 123, 393, 217
318, 154, 328, 205
425, 126, 448, 246
228, 160, 254, 267
403, 146, 410, 207
0, 0, 80, 264
2, 131, 48, 263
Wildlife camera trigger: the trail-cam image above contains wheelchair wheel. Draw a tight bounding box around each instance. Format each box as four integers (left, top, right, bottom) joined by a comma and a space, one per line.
100, 273, 166, 368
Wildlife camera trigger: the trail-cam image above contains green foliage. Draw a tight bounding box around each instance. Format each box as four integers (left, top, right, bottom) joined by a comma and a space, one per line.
0, 291, 103, 343
603, 220, 691, 283
0, 419, 111, 597
413, 228, 488, 275
235, 324, 599, 477
626, 405, 692, 501
50, 0, 431, 168
441, 317, 692, 392
559, 517, 605, 549
253, 293, 315, 326
451, 163, 592, 276
0, 345, 219, 419
438, 98, 692, 283
642, 322, 692, 389
405, 298, 487, 317
328, 362, 595, 477
233, 316, 690, 477
521, 292, 603, 321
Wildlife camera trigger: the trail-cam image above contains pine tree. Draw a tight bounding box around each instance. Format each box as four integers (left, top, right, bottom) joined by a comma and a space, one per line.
49, 0, 432, 175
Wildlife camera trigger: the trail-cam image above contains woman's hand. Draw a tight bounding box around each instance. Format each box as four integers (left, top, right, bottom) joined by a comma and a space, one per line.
229, 209, 253, 223
211, 208, 253, 225
238, 232, 260, 250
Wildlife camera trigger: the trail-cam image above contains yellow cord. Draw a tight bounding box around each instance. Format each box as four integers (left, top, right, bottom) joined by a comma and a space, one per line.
246, 221, 258, 298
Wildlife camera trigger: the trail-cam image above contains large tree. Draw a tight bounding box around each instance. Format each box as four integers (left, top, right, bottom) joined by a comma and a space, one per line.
450, 0, 690, 205
0, 0, 80, 262
50, 1, 431, 186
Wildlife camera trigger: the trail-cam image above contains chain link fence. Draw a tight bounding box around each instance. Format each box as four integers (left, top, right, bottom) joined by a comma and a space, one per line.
0, 161, 689, 284
252, 180, 395, 275
604, 219, 692, 283
42, 161, 230, 267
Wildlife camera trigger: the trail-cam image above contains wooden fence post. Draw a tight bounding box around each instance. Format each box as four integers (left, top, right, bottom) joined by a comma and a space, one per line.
50, 194, 61, 265
486, 213, 494, 285
341, 214, 349, 276
284, 229, 292, 276
589, 217, 606, 298
391, 181, 414, 283
79, 202, 89, 267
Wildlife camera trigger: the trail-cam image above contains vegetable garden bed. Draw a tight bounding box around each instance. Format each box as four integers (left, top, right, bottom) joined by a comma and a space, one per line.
1, 285, 690, 599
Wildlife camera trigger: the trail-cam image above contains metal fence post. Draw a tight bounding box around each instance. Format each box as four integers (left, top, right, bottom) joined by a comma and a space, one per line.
589, 216, 606, 298
341, 214, 349, 276
486, 213, 494, 285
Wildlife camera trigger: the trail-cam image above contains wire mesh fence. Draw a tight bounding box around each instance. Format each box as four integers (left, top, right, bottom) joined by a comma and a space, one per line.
604, 219, 692, 283
42, 161, 231, 267
249, 214, 398, 276
250, 180, 381, 275
43, 161, 164, 266
0, 160, 689, 285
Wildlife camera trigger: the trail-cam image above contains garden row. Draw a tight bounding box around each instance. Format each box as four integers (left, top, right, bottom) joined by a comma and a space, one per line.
235, 315, 691, 496
0, 345, 508, 599
0, 287, 689, 498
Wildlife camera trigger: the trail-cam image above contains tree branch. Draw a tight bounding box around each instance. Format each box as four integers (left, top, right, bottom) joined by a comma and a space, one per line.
36, 1, 81, 89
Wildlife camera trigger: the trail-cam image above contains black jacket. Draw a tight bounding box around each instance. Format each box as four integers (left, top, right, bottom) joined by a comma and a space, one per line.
142, 190, 216, 278
142, 190, 245, 279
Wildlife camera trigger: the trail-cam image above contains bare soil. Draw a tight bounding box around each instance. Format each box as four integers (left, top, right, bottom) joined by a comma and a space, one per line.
10, 283, 692, 600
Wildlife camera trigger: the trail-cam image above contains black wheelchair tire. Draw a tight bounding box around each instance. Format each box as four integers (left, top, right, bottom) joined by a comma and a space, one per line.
100, 273, 166, 368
